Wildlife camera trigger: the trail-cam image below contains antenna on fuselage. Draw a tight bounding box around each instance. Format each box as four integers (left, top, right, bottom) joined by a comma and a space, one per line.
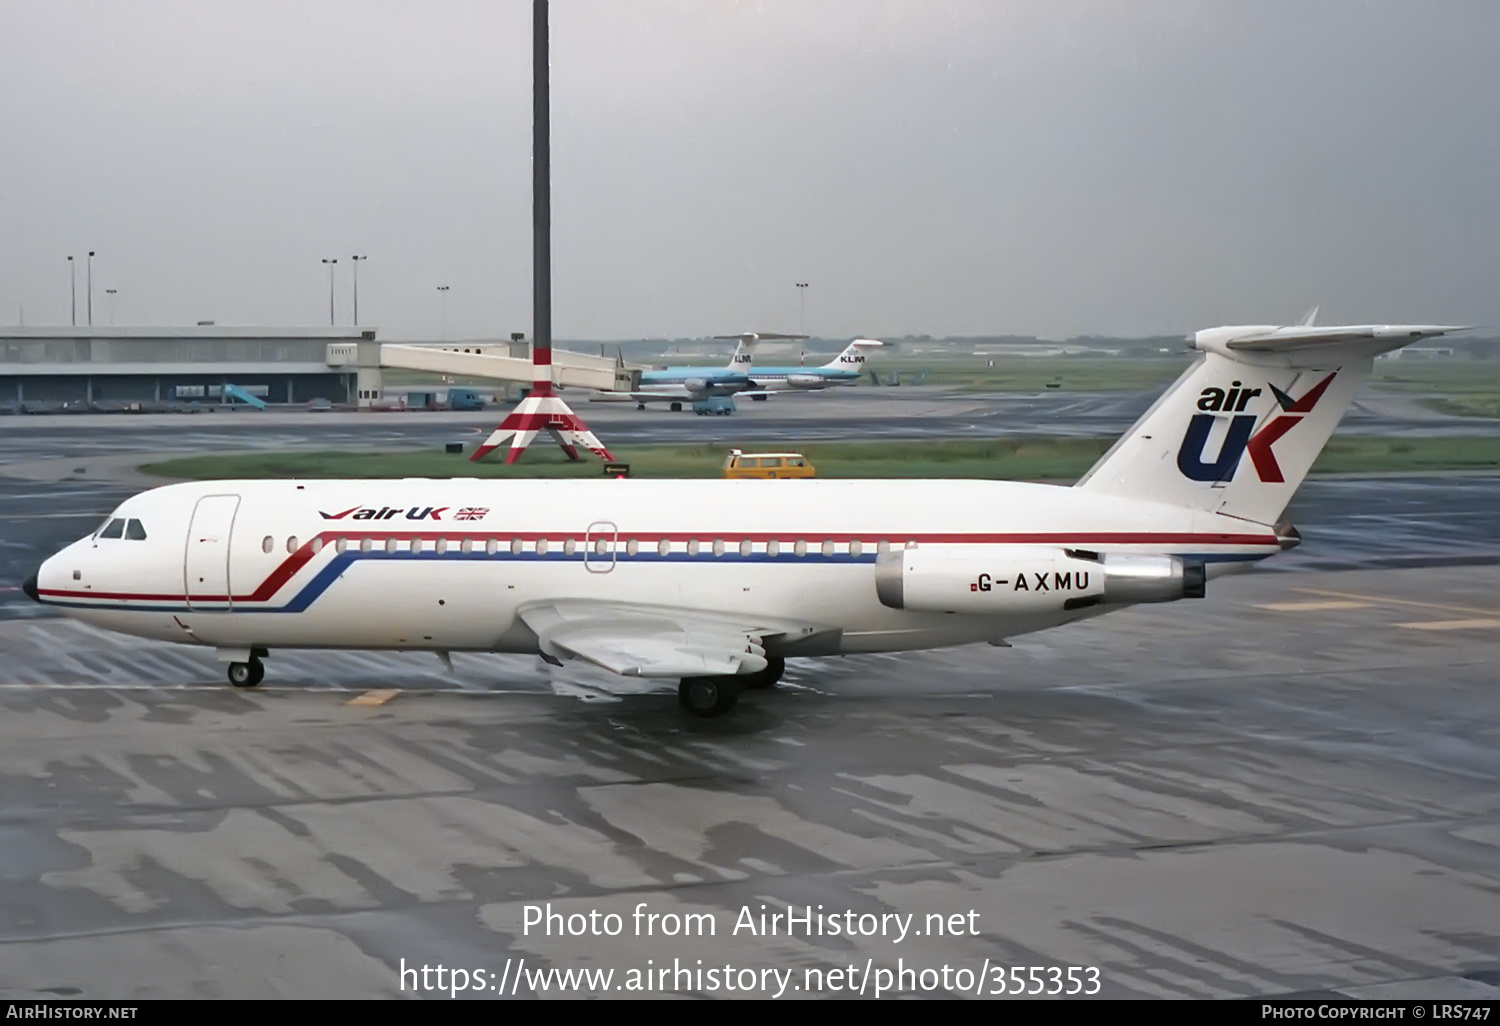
471, 0, 614, 465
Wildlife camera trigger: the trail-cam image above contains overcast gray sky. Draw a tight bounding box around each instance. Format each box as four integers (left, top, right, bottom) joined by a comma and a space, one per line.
2, 1, 1497, 341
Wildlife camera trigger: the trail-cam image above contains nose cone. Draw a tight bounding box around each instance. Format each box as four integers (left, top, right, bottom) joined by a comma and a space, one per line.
22, 571, 40, 603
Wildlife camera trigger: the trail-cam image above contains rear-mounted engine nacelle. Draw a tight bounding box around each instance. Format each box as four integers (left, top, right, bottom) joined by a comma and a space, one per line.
874, 545, 1204, 614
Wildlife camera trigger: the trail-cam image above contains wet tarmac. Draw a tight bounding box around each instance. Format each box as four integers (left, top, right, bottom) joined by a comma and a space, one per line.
0, 565, 1496, 999
0, 394, 1497, 999
0, 385, 1492, 465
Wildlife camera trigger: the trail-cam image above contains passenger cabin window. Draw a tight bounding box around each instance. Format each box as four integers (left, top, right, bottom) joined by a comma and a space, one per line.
657, 539, 670, 557
98, 518, 125, 539
262, 536, 274, 554
767, 539, 780, 557
125, 519, 147, 540
739, 539, 752, 557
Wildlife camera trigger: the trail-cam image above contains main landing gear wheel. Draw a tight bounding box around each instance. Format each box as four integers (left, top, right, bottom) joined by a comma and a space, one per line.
228, 657, 264, 689
678, 676, 740, 717
743, 656, 785, 690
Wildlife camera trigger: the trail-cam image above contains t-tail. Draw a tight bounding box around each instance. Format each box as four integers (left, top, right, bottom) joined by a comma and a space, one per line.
1074, 322, 1467, 527
726, 336, 757, 372
821, 338, 883, 371
710, 331, 808, 373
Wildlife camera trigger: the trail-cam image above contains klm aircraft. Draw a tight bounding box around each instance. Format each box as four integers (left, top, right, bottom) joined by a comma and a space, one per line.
604, 333, 807, 412
744, 339, 884, 394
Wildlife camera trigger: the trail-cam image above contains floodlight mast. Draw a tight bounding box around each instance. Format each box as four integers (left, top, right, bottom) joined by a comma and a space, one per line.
470, 0, 614, 464
532, 0, 551, 396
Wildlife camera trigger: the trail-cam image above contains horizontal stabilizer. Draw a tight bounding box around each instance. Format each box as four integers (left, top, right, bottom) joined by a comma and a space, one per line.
1201, 324, 1467, 357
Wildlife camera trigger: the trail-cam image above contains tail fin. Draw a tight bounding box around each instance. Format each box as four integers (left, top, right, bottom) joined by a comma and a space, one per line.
726, 335, 758, 371
1074, 323, 1466, 526
711, 331, 808, 372
822, 338, 883, 371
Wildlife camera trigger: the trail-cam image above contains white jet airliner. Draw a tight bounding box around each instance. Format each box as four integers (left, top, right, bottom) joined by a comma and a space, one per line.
23, 322, 1463, 716
742, 339, 884, 394
605, 333, 807, 411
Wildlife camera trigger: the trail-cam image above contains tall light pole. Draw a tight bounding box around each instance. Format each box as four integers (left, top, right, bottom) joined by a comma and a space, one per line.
105, 289, 118, 326
469, 0, 614, 465
67, 256, 75, 326
87, 251, 96, 326
796, 282, 808, 363
351, 255, 367, 326
321, 258, 337, 325
436, 285, 450, 340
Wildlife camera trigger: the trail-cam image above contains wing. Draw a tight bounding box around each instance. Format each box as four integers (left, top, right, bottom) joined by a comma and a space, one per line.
518, 600, 840, 678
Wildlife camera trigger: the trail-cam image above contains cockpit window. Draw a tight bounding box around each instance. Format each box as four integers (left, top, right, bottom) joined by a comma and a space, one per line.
125, 519, 147, 540
98, 518, 125, 539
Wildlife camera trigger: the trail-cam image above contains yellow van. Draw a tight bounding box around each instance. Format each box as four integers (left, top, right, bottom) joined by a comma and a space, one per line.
722, 449, 816, 480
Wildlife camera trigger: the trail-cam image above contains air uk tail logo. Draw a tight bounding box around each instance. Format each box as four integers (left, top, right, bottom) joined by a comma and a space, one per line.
1176, 373, 1337, 484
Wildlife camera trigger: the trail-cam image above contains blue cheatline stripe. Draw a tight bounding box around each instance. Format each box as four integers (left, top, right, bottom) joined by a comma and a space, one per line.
42, 547, 1273, 615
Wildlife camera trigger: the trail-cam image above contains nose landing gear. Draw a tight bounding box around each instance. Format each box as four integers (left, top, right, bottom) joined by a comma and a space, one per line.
228, 654, 265, 688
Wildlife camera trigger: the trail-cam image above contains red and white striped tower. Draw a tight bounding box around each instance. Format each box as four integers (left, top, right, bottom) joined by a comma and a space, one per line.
471, 0, 613, 466
469, 344, 615, 464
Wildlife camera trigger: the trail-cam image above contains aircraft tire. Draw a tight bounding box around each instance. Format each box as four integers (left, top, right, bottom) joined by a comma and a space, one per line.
228, 657, 264, 689
679, 676, 740, 717
743, 656, 785, 690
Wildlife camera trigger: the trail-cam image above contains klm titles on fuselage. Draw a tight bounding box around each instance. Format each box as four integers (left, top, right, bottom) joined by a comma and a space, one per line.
972, 571, 1089, 593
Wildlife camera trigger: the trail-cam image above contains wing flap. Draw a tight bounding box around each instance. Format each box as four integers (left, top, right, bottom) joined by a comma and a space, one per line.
518, 601, 818, 679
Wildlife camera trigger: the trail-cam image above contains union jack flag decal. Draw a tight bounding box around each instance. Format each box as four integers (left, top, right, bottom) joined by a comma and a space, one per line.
454, 508, 489, 521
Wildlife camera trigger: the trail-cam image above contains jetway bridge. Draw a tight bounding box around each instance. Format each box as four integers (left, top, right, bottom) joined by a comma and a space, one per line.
326, 339, 639, 407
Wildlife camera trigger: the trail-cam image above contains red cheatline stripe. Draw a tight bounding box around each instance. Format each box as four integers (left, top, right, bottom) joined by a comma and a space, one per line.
37, 529, 1278, 605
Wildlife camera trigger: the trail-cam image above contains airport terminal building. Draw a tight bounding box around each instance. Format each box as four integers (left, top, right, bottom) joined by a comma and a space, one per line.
0, 326, 371, 410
